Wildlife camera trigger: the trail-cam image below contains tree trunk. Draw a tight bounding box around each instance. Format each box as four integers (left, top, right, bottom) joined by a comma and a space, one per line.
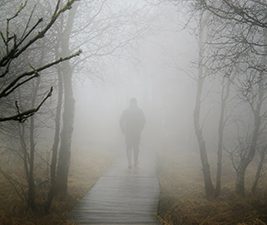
27, 44, 44, 210
235, 104, 261, 195
194, 77, 214, 197
27, 77, 41, 210
193, 12, 215, 198
236, 166, 246, 196
55, 66, 74, 196
56, 3, 78, 197
251, 148, 266, 194
215, 78, 230, 196
45, 71, 63, 212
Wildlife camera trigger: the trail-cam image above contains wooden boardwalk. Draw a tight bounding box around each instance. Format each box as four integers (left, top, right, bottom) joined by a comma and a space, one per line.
70, 151, 160, 225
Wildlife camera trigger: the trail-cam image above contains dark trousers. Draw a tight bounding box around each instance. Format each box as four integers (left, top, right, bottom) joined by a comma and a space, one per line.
125, 133, 140, 167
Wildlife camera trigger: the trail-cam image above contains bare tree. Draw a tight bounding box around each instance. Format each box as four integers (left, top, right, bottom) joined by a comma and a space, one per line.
0, 0, 80, 123
0, 0, 80, 211
188, 0, 267, 196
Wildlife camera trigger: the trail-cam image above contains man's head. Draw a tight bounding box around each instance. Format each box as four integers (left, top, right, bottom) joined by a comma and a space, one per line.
129, 97, 137, 107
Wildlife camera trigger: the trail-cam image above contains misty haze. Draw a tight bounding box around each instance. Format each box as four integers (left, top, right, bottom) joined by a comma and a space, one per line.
0, 0, 267, 225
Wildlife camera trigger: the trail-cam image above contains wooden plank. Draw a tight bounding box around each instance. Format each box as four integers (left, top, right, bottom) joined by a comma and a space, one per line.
70, 152, 160, 225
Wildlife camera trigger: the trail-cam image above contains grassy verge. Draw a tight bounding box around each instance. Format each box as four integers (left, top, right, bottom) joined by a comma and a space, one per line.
157, 148, 267, 225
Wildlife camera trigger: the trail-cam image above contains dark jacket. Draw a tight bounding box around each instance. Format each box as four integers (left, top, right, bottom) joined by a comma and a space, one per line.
120, 106, 145, 136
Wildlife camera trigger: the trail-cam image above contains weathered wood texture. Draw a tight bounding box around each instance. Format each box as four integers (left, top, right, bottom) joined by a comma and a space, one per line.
70, 152, 160, 225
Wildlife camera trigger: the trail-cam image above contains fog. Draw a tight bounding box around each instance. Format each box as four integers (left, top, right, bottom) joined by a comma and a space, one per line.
72, 3, 198, 156
1, 0, 267, 223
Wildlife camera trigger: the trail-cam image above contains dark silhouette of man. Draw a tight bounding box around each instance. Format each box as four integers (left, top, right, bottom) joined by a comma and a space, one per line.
120, 98, 145, 169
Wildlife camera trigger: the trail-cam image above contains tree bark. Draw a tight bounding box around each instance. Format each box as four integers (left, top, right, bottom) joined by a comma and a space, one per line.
235, 167, 246, 196
27, 77, 41, 210
56, 2, 78, 196
45, 16, 64, 211
45, 71, 63, 212
194, 77, 214, 197
27, 44, 45, 210
251, 148, 266, 194
215, 78, 230, 196
235, 97, 262, 195
193, 12, 215, 198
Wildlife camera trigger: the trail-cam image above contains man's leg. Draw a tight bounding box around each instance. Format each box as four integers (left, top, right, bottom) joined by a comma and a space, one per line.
125, 135, 132, 168
133, 143, 140, 167
126, 142, 133, 168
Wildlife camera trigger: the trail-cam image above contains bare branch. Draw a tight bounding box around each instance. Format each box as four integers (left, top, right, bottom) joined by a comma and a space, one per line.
0, 87, 53, 123
0, 50, 81, 98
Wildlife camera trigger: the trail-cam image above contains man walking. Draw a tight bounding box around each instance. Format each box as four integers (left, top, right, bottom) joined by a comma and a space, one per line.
120, 98, 145, 169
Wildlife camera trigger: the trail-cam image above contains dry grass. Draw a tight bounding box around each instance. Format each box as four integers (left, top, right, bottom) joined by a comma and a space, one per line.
157, 148, 267, 225
0, 147, 114, 225
2, 144, 267, 225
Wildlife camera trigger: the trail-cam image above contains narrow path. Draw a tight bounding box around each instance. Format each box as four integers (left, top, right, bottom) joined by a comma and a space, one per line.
70, 151, 160, 225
